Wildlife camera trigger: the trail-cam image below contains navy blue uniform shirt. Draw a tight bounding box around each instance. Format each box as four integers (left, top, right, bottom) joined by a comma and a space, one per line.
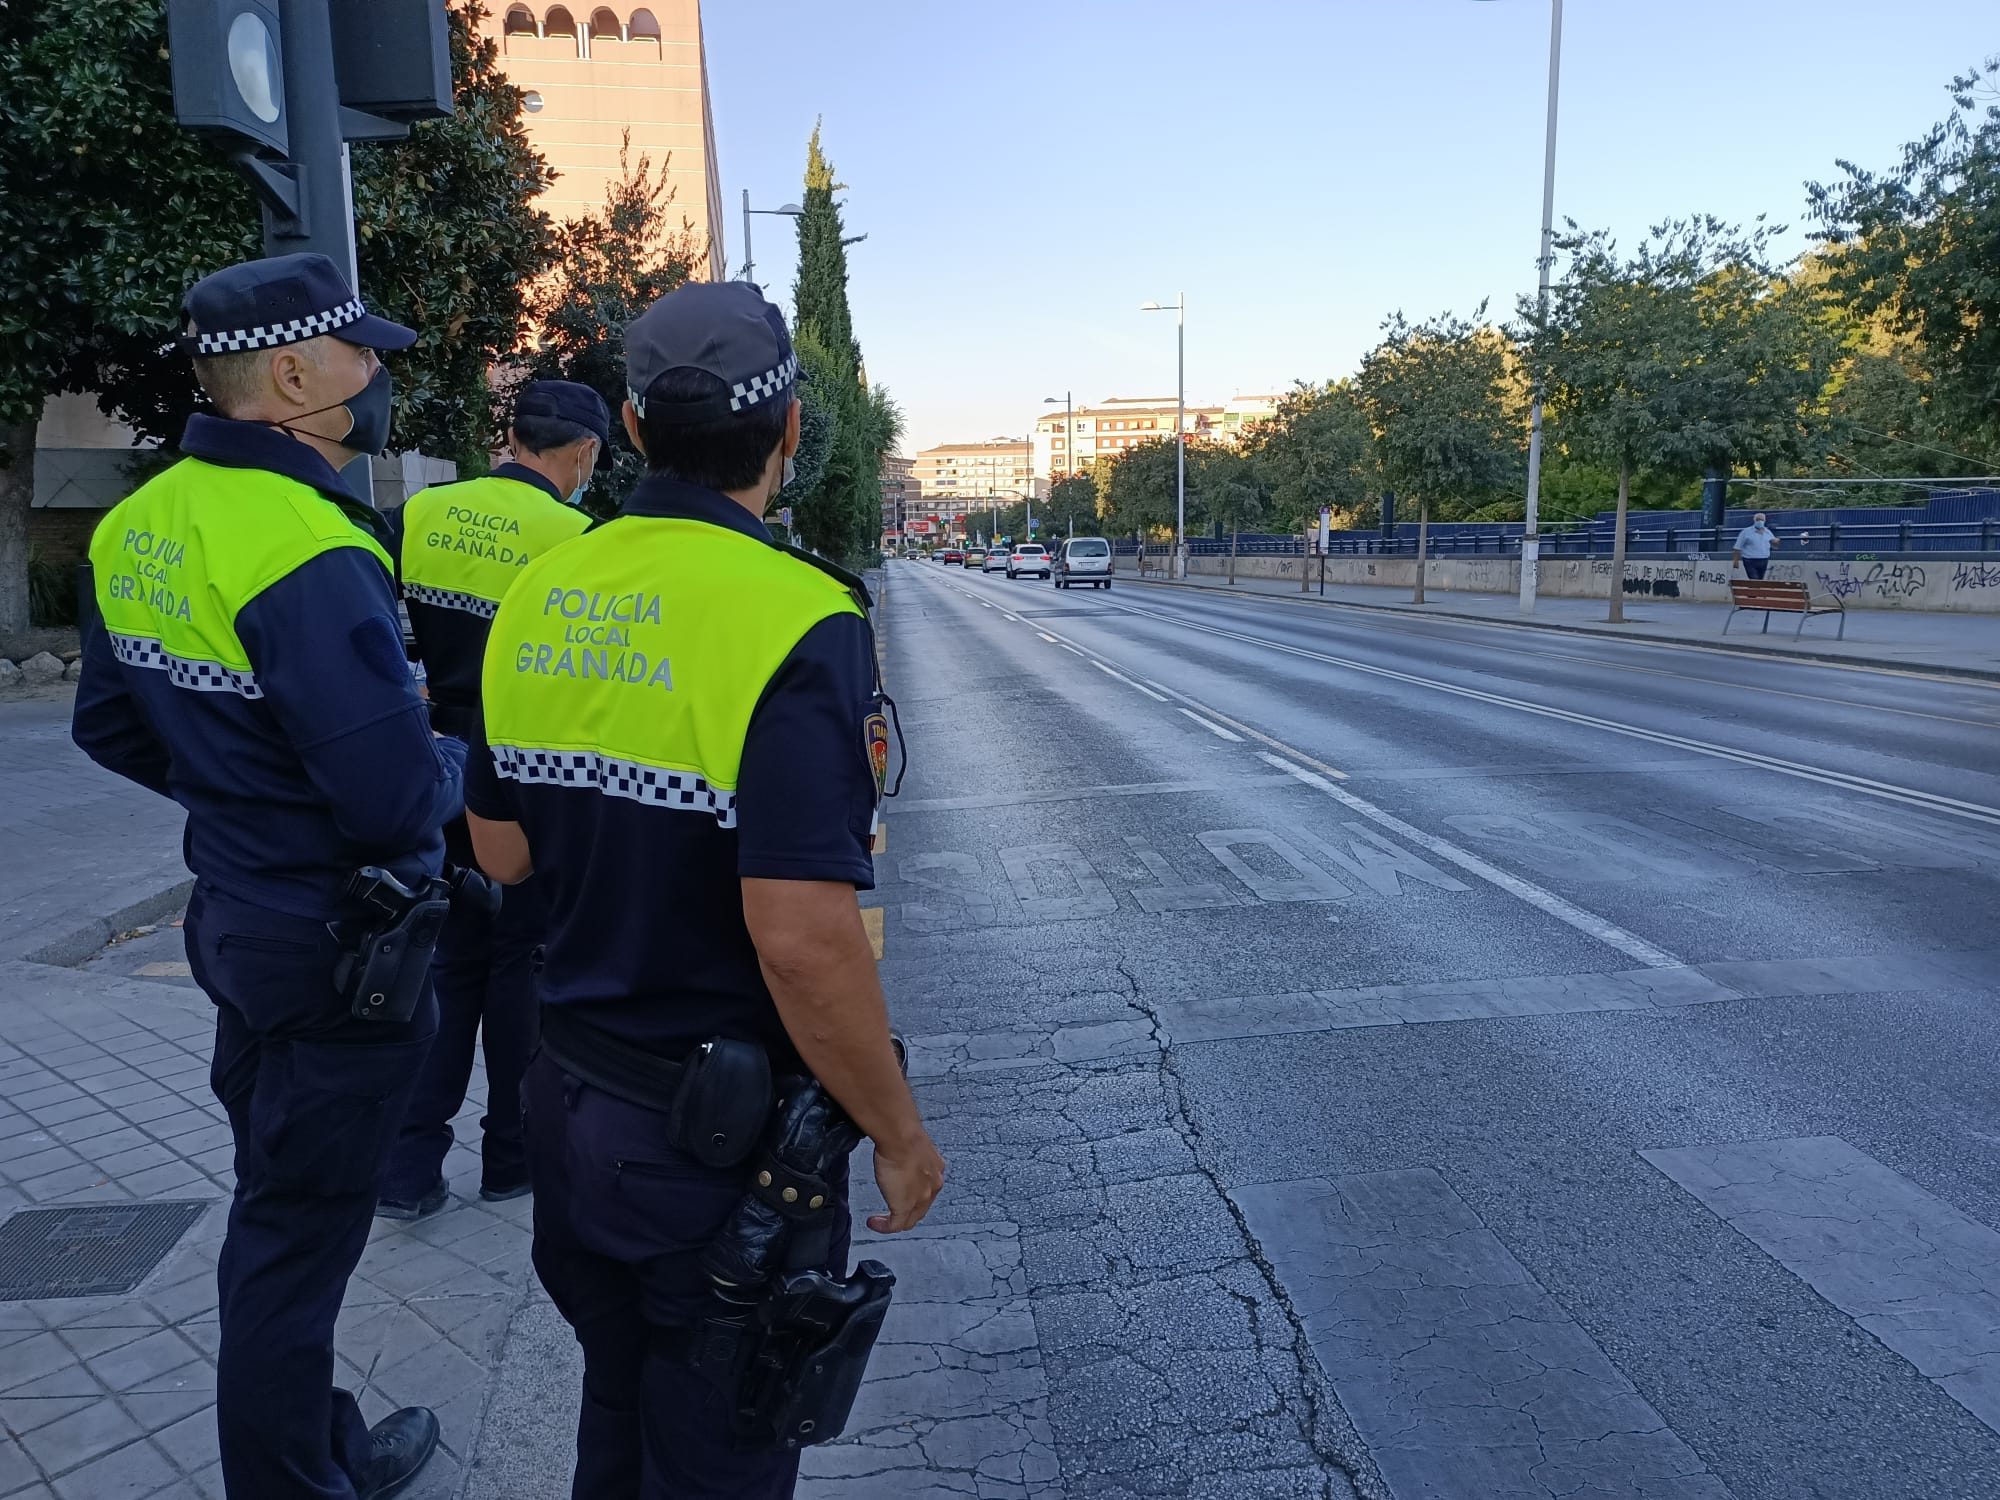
392, 463, 567, 718
72, 414, 466, 919
465, 476, 878, 1068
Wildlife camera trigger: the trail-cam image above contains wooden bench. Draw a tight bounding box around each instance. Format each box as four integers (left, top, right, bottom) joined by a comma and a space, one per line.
1723, 579, 1846, 640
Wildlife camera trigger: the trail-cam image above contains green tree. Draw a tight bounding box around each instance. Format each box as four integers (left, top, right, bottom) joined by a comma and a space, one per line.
1239, 380, 1378, 532
1048, 471, 1101, 534
0, 0, 258, 632
1355, 307, 1522, 524
1096, 437, 1185, 537
1809, 59, 2000, 449
784, 120, 893, 564
515, 136, 700, 515
0, 0, 555, 631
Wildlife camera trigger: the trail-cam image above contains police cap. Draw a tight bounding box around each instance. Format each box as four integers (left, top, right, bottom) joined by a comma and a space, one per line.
180, 253, 417, 358
625, 282, 797, 426
513, 380, 612, 451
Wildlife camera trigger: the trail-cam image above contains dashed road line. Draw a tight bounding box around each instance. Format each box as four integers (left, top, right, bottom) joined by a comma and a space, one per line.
1178, 708, 1244, 742
1091, 662, 1168, 701
1102, 598, 2000, 830
1037, 632, 1058, 643
1255, 751, 1679, 968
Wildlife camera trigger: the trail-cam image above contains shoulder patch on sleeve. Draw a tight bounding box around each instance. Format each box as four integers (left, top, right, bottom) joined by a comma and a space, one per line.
350, 613, 414, 684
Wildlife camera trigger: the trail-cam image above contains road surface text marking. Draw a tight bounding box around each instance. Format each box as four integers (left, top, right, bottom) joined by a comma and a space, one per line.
1256, 752, 1679, 968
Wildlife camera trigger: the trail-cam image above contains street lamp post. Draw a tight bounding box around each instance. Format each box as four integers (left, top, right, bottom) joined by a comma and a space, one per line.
739, 191, 802, 287
1479, 0, 1564, 614
1141, 296, 1186, 577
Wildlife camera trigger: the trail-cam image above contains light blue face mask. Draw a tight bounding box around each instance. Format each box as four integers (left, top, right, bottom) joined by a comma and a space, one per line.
568, 443, 598, 507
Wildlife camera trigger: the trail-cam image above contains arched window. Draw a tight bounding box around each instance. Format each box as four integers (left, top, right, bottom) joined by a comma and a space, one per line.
503, 4, 537, 34
544, 5, 578, 38
589, 7, 622, 41
627, 8, 660, 40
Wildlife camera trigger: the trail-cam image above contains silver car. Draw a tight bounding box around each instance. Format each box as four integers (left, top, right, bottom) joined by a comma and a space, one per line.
1055, 537, 1112, 589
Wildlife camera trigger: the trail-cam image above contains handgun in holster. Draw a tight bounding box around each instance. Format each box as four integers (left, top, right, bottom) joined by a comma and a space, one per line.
686, 1039, 909, 1451
333, 864, 498, 1023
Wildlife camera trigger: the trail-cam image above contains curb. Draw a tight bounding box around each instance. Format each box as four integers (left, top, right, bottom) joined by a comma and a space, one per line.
1121, 574, 2000, 685
23, 877, 197, 969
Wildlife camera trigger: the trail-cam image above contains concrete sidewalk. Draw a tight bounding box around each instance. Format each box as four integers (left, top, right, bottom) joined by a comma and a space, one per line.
1121, 568, 2000, 680
0, 690, 1058, 1500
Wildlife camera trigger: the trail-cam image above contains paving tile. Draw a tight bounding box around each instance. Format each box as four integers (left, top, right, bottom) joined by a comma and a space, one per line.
47, 1122, 143, 1153
16, 1399, 143, 1475
118, 1164, 205, 1199
0, 1336, 82, 1396
0, 1146, 81, 1181
117, 1390, 212, 1436
52, 1325, 152, 1362
94, 1145, 177, 1179
149, 1407, 219, 1475
91, 1330, 202, 1393
48, 1436, 177, 1499
0, 1437, 46, 1496
118, 1099, 193, 1129
120, 1360, 214, 1399
92, 1083, 172, 1113
18, 1165, 109, 1202
0, 1396, 97, 1438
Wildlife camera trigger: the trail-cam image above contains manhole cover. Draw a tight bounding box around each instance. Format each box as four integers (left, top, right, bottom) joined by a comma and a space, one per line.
0, 1201, 210, 1300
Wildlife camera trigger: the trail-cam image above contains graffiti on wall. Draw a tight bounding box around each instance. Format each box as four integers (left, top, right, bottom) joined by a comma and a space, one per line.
1951, 561, 2000, 593
1814, 561, 1927, 601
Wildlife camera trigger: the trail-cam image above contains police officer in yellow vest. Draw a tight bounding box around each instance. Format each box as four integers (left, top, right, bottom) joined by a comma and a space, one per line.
376, 381, 601, 1219
71, 254, 462, 1500
463, 282, 946, 1497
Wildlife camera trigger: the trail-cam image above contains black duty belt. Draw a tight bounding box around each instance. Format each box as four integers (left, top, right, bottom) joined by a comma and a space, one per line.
540, 1005, 688, 1112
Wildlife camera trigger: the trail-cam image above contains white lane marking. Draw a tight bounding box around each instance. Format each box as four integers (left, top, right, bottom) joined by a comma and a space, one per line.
1002, 613, 1020, 622
1256, 752, 1680, 968
1092, 662, 1169, 701
1060, 644, 1085, 657
1179, 708, 1244, 742
1037, 632, 1058, 643
1107, 600, 2000, 830
979, 601, 993, 608
1139, 678, 1350, 779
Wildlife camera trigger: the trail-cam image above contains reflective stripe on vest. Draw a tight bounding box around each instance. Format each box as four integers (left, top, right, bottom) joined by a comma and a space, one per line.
89, 457, 392, 699
399, 474, 591, 614
480, 516, 862, 823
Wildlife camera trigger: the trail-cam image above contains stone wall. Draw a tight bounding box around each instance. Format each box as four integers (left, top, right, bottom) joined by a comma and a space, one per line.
1177, 551, 2000, 613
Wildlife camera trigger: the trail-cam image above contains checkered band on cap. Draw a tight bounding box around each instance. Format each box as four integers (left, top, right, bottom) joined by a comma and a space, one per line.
193, 297, 365, 356
729, 353, 799, 413
109, 632, 263, 699
491, 745, 736, 828
405, 583, 499, 619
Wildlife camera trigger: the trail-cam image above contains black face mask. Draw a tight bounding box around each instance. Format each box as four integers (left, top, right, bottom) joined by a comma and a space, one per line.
269, 365, 394, 456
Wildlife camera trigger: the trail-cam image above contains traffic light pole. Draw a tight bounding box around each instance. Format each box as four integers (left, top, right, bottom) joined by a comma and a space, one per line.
267, 0, 359, 277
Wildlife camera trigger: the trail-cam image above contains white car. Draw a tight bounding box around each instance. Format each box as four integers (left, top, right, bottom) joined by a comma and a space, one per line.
1055, 536, 1112, 588
981, 548, 1009, 574
1007, 544, 1051, 580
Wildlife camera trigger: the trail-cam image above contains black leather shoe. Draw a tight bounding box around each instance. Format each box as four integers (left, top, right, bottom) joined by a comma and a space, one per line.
375, 1181, 448, 1222
356, 1406, 440, 1500
478, 1177, 531, 1203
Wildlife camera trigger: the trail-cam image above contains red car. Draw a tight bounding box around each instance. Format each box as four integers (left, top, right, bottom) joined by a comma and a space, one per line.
939, 548, 965, 565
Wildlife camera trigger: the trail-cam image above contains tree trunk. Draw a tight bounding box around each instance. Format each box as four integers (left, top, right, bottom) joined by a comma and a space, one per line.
0, 419, 37, 637
1414, 499, 1429, 604
1608, 460, 1631, 623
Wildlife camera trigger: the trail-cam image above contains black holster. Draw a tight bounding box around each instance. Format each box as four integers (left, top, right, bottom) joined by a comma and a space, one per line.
686, 1050, 907, 1450
332, 865, 493, 1023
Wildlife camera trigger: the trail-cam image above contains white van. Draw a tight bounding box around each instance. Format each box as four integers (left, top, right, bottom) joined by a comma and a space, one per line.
1055, 537, 1113, 589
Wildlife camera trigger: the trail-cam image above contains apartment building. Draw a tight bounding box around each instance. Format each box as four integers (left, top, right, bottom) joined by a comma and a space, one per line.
1032, 394, 1281, 487
487, 2, 727, 279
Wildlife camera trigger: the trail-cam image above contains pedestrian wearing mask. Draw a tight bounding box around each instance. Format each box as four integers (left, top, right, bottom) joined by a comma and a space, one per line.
465, 281, 945, 1497
72, 252, 464, 1499
378, 380, 602, 1218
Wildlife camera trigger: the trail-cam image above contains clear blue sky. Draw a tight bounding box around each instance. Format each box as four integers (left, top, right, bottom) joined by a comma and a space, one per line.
701, 1, 1996, 455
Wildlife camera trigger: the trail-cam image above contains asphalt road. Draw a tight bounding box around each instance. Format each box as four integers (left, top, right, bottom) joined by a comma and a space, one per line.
873, 559, 2000, 1500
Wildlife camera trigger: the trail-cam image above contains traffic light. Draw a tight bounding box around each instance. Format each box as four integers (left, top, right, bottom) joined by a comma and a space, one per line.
168, 1, 453, 266
168, 0, 289, 158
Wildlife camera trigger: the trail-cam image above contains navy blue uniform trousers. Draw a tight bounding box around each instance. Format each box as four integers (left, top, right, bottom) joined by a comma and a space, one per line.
186, 883, 437, 1500
522, 1050, 850, 1500
381, 874, 542, 1201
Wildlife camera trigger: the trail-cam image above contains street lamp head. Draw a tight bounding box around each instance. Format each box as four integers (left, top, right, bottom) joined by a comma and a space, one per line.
778, 203, 803, 215
1140, 301, 1165, 312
